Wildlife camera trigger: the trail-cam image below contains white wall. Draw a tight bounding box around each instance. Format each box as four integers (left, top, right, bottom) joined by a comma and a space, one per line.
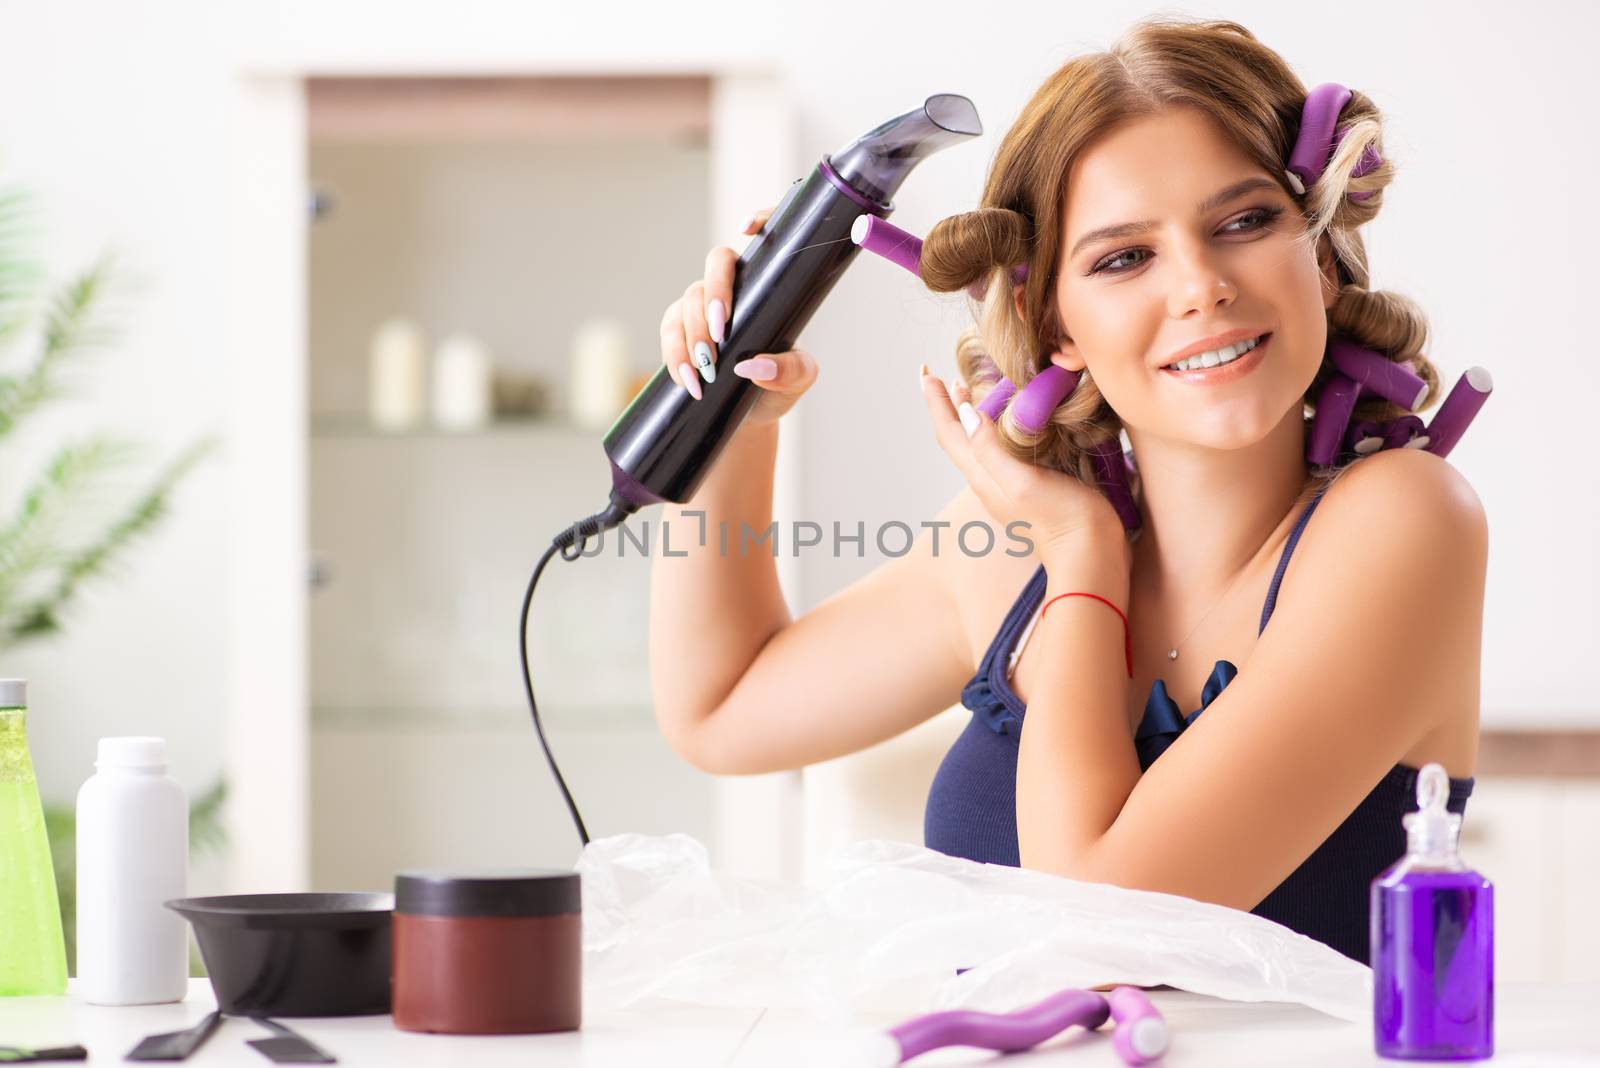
1, 0, 1594, 891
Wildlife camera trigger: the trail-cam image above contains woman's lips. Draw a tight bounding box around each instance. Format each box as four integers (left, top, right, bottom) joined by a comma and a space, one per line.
1162, 333, 1271, 384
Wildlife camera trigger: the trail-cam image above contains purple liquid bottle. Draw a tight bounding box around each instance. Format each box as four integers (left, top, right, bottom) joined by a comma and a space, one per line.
1371, 762, 1494, 1060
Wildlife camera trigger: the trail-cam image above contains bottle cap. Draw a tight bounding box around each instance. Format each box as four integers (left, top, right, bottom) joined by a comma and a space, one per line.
0, 678, 26, 708
96, 736, 168, 769
1402, 762, 1462, 858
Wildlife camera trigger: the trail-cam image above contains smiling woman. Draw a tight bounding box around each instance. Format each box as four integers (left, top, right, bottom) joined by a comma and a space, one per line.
909, 14, 1486, 965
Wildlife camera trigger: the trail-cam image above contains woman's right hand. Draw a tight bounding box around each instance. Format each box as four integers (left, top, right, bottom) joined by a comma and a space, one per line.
657, 206, 819, 427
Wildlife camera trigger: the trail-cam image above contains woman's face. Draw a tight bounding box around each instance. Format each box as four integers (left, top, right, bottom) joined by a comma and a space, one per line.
1047, 106, 1337, 449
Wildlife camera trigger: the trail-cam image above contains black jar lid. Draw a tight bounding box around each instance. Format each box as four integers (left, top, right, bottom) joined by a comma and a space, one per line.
394, 868, 580, 917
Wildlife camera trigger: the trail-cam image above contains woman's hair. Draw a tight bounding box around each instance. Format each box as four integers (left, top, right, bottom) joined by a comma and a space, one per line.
919, 15, 1439, 496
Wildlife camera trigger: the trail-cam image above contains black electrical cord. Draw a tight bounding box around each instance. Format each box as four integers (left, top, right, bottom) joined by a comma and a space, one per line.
520, 496, 636, 850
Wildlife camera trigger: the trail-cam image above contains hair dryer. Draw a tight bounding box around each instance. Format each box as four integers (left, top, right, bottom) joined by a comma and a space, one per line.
559, 93, 983, 554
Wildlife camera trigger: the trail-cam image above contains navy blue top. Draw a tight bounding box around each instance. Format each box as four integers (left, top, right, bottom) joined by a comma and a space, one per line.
923, 482, 1474, 964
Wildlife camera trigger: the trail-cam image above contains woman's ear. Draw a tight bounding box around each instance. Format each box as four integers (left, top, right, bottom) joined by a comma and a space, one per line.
1048, 347, 1087, 373
1014, 284, 1088, 373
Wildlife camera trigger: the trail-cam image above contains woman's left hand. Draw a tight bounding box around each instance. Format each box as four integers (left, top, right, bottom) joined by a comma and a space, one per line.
919, 365, 1124, 560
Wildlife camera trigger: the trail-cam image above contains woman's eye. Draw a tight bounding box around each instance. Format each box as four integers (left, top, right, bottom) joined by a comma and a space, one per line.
1090, 248, 1148, 274
1088, 207, 1283, 276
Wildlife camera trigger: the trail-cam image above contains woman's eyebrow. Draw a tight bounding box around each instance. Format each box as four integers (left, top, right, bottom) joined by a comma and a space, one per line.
1067, 176, 1281, 259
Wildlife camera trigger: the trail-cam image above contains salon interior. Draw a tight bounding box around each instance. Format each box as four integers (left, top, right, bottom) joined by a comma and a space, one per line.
0, 1, 1595, 1065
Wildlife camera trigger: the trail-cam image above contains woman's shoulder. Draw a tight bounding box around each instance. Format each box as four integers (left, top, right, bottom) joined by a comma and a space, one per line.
1312, 447, 1488, 549
1292, 448, 1489, 633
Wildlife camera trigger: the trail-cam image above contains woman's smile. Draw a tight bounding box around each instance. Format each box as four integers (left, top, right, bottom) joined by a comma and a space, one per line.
1160, 332, 1272, 385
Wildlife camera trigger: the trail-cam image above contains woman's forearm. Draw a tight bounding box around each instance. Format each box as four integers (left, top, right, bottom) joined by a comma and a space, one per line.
1015, 529, 1139, 873
648, 417, 792, 756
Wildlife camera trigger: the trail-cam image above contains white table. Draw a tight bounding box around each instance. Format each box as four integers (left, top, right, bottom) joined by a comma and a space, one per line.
3, 980, 1597, 1066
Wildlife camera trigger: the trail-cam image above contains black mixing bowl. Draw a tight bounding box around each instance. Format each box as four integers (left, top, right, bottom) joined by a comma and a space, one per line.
166, 892, 394, 1017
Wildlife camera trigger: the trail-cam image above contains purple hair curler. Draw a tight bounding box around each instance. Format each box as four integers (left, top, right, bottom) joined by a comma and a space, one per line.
976, 376, 1018, 421
852, 216, 926, 287
1346, 418, 1386, 456
859, 987, 1110, 1066
858, 985, 1170, 1067
1327, 336, 1428, 411
1308, 371, 1364, 468
1089, 438, 1142, 533
1107, 986, 1169, 1065
1423, 367, 1493, 459
850, 215, 1028, 301
1286, 83, 1382, 202
1010, 364, 1080, 434
1382, 413, 1430, 451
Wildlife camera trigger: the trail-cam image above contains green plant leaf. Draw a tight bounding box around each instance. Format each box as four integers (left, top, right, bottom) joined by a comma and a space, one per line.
0, 438, 136, 624
0, 252, 117, 440
0, 185, 45, 351
1, 437, 214, 645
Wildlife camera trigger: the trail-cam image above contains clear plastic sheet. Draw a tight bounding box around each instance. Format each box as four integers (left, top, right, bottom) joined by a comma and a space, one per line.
577, 832, 1371, 1025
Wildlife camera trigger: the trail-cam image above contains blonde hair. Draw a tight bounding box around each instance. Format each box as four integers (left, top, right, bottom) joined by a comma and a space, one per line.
918, 15, 1439, 499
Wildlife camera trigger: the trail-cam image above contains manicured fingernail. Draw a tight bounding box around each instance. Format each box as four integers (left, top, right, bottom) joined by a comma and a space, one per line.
694, 341, 716, 384
918, 362, 929, 384
734, 357, 777, 381
706, 299, 726, 344
958, 401, 979, 438
679, 362, 703, 400
738, 214, 756, 233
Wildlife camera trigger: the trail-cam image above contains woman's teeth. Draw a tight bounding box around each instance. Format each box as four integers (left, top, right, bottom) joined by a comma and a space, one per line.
1166, 335, 1262, 372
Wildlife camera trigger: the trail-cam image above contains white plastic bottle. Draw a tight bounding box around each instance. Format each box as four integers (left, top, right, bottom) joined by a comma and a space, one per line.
75, 736, 188, 1004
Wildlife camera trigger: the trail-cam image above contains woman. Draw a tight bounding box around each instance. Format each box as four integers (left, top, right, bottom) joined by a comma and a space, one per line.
649, 16, 1485, 965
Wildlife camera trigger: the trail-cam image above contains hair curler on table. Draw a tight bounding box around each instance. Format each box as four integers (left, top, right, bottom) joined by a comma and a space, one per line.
852, 984, 1168, 1066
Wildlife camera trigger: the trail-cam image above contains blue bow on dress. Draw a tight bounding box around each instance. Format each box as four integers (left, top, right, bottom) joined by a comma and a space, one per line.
1134, 659, 1239, 768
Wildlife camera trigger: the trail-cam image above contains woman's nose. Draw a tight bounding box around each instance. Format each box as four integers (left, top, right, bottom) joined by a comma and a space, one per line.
1167, 246, 1236, 319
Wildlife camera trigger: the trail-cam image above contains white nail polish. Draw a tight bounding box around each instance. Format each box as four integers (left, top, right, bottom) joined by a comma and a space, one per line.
694, 341, 716, 384
707, 299, 726, 345
958, 402, 979, 438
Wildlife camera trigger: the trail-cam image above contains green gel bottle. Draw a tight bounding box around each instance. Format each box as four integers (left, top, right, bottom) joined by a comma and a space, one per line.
0, 678, 68, 996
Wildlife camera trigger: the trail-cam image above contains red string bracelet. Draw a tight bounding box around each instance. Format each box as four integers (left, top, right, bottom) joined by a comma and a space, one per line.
1041, 592, 1133, 678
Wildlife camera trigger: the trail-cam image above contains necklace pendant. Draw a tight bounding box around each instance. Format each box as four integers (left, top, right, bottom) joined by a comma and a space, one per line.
1167, 649, 1179, 661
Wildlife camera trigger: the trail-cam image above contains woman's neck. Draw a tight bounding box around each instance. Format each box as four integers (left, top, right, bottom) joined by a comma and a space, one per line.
1125, 407, 1314, 597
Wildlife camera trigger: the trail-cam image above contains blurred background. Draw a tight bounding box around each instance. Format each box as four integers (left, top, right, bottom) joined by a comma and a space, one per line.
1, 0, 1594, 983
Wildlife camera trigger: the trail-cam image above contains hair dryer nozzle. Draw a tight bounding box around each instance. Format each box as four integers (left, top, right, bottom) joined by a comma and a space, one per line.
828, 94, 982, 206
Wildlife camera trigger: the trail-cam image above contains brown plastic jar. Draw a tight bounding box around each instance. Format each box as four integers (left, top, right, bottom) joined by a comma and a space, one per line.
392, 868, 581, 1034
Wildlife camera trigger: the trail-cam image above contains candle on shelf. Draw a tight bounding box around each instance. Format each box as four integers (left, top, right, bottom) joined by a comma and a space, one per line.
369, 318, 427, 431
432, 332, 492, 431
569, 317, 630, 432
